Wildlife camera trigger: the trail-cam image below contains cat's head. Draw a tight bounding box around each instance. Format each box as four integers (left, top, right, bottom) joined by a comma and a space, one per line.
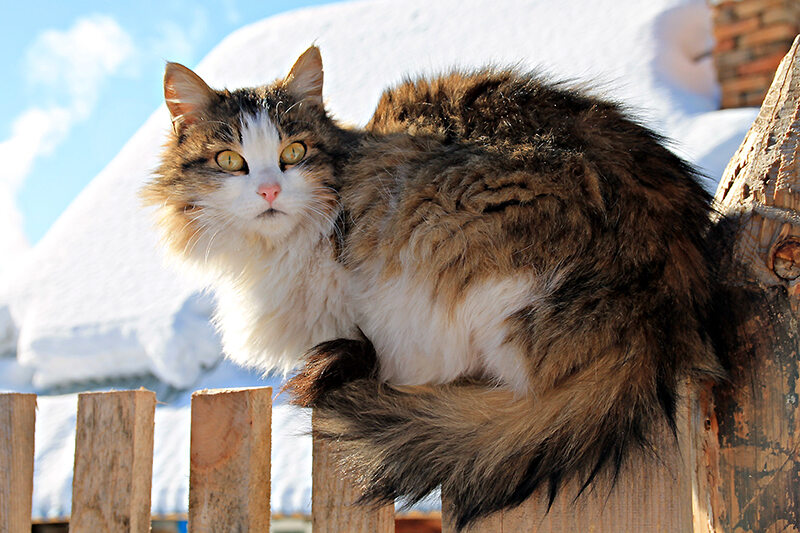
143, 46, 353, 270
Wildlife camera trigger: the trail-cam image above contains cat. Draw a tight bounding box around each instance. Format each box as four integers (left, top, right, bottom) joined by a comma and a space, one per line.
142, 46, 722, 530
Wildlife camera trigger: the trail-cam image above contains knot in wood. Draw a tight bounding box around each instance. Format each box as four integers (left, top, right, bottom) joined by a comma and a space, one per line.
772, 239, 800, 280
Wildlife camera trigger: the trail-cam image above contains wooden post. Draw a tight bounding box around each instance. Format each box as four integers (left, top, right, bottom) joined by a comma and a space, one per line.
692, 35, 800, 532
188, 387, 272, 532
441, 412, 692, 533
312, 411, 394, 533
0, 393, 36, 533
70, 389, 155, 533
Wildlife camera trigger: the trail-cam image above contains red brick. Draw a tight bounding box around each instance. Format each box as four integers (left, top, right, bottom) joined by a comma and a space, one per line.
737, 50, 788, 75
713, 16, 760, 41
731, 0, 768, 20
714, 49, 756, 70
721, 93, 745, 109
742, 89, 769, 106
752, 40, 794, 58
721, 73, 773, 92
741, 23, 799, 47
711, 5, 737, 25
720, 86, 768, 108
761, 7, 793, 26
714, 38, 737, 53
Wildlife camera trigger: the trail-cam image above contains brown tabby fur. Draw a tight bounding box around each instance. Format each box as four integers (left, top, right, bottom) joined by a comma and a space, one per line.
144, 49, 722, 531
292, 70, 722, 528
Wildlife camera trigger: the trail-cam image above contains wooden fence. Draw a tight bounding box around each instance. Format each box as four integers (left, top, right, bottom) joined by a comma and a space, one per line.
0, 387, 398, 533
0, 386, 699, 533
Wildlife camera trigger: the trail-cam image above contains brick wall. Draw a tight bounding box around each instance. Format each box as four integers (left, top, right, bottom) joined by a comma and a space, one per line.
710, 0, 800, 108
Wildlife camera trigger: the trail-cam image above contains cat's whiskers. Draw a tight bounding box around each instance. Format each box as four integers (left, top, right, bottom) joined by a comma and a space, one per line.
277, 101, 303, 122
173, 209, 207, 255
308, 186, 343, 210
298, 200, 340, 239
301, 205, 337, 236
182, 220, 211, 258
201, 120, 237, 140
181, 208, 231, 259
173, 211, 198, 238
308, 203, 344, 245
203, 216, 236, 264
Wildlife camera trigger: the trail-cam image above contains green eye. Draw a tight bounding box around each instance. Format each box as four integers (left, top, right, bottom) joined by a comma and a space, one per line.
216, 150, 245, 172
280, 142, 306, 166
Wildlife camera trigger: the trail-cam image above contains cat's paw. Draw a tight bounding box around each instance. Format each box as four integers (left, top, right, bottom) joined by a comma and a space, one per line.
284, 336, 378, 407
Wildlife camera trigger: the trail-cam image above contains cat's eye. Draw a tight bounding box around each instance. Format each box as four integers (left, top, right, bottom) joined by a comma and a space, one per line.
216, 150, 246, 172
280, 142, 307, 167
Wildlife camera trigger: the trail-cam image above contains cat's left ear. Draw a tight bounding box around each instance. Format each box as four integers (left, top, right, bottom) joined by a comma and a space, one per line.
164, 62, 216, 134
284, 46, 324, 106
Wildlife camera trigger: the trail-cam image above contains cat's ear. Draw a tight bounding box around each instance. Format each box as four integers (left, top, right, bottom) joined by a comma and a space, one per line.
284, 46, 324, 106
164, 62, 216, 134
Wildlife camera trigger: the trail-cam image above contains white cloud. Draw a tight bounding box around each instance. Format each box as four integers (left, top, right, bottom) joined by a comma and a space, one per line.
25, 14, 136, 115
0, 107, 72, 189
0, 15, 135, 277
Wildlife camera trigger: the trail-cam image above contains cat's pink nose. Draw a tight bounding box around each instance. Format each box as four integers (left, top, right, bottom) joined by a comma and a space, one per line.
257, 183, 281, 204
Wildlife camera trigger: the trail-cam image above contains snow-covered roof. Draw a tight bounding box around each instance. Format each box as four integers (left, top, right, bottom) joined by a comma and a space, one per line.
0, 0, 759, 520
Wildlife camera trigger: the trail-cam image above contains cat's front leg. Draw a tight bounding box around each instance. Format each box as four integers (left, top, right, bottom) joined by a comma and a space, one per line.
285, 333, 379, 407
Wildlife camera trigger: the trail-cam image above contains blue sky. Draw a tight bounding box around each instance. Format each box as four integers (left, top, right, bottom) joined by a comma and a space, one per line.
0, 0, 342, 247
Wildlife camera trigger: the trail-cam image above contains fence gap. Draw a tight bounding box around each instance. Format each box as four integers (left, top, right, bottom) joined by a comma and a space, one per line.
188, 387, 272, 532
0, 393, 36, 533
70, 390, 155, 532
312, 411, 394, 533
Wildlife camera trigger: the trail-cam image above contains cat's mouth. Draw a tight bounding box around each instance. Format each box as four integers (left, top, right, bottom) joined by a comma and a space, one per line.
258, 208, 285, 218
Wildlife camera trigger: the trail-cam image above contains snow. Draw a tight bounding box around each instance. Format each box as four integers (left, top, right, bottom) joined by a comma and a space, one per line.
0, 0, 764, 520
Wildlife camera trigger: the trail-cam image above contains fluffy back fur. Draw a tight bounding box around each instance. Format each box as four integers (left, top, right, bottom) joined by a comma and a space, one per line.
292, 69, 722, 528
144, 48, 722, 530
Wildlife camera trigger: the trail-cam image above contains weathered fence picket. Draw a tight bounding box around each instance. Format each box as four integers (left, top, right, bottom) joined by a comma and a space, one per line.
70, 390, 155, 533
0, 393, 36, 533
189, 387, 272, 532
312, 412, 395, 533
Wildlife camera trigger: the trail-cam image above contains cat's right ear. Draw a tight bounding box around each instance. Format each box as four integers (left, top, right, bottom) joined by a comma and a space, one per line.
284, 46, 324, 106
164, 63, 216, 134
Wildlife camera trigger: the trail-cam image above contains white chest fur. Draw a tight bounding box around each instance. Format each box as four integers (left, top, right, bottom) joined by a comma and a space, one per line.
353, 272, 535, 394
214, 241, 357, 374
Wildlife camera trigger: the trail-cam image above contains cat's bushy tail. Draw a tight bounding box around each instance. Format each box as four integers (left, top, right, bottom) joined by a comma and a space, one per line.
301, 354, 674, 531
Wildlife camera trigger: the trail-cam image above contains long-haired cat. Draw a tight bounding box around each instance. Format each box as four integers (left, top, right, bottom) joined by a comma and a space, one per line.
142, 47, 722, 530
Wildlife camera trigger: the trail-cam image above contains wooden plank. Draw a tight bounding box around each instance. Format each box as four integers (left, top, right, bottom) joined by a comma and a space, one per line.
0, 393, 36, 533
312, 411, 394, 533
441, 405, 691, 533
70, 390, 155, 533
693, 35, 800, 533
189, 387, 272, 532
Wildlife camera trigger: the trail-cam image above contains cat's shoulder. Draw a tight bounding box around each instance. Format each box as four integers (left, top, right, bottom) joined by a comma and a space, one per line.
367, 68, 621, 143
